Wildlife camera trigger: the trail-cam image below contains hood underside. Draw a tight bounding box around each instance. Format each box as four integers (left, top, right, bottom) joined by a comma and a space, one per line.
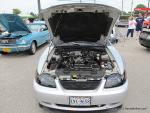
0, 14, 31, 33
41, 3, 120, 44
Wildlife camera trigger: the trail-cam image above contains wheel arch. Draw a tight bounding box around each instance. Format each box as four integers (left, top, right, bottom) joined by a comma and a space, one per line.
32, 40, 37, 47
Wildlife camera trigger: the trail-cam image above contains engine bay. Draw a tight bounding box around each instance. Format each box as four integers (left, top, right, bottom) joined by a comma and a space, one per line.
44, 46, 115, 81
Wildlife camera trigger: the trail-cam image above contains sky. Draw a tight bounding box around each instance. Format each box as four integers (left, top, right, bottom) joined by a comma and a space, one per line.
0, 0, 149, 14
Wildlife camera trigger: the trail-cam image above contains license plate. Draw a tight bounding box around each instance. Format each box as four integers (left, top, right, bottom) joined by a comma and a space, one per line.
69, 96, 91, 106
2, 48, 11, 53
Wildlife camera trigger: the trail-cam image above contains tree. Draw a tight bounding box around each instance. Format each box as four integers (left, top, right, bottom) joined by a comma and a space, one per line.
121, 11, 127, 15
12, 8, 21, 15
30, 12, 38, 18
134, 4, 147, 15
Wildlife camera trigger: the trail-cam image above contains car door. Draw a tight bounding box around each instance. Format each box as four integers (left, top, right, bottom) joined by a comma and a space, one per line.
27, 24, 42, 46
38, 24, 50, 45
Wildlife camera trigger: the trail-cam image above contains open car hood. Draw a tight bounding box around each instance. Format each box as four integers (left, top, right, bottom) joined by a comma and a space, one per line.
0, 14, 31, 33
41, 3, 120, 45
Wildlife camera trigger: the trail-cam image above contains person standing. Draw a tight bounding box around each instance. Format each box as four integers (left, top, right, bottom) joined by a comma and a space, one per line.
135, 13, 144, 38
127, 16, 136, 38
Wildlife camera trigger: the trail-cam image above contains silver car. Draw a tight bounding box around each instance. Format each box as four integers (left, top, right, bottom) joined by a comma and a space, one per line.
33, 3, 128, 111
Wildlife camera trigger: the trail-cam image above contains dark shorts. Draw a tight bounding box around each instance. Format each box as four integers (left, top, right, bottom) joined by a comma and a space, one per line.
136, 26, 143, 32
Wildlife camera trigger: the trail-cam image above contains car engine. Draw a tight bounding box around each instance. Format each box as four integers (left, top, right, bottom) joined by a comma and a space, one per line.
45, 47, 115, 81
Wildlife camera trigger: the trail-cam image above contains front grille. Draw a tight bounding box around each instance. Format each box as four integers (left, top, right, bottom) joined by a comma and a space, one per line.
0, 38, 16, 44
60, 80, 101, 90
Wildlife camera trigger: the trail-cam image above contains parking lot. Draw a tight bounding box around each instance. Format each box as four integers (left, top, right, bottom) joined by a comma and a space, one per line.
0, 28, 150, 113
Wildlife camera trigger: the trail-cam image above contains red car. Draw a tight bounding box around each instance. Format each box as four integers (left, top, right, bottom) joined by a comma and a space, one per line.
143, 17, 150, 28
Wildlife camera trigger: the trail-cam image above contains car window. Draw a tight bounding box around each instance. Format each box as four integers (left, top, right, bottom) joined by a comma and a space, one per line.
40, 24, 47, 30
144, 18, 148, 21
27, 24, 41, 32
145, 18, 150, 21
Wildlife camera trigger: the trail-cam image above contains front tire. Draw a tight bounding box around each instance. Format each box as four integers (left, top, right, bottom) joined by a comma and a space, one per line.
28, 41, 36, 55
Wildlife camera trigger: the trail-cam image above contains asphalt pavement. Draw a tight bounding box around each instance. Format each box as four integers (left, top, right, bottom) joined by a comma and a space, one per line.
0, 28, 150, 113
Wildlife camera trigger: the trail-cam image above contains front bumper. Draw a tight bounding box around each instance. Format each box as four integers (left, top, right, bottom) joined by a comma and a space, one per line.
0, 44, 30, 53
33, 79, 128, 111
139, 37, 150, 48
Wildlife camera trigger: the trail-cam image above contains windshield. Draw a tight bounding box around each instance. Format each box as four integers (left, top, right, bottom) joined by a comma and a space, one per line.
27, 24, 47, 32
27, 24, 41, 32
40, 0, 121, 10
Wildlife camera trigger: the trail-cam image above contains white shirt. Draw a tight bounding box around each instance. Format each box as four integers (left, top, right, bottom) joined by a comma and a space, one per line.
128, 20, 136, 29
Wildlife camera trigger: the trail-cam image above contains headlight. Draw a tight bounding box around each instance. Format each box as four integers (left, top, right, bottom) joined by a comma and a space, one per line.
36, 73, 56, 88
20, 39, 27, 44
104, 72, 126, 88
16, 38, 27, 44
